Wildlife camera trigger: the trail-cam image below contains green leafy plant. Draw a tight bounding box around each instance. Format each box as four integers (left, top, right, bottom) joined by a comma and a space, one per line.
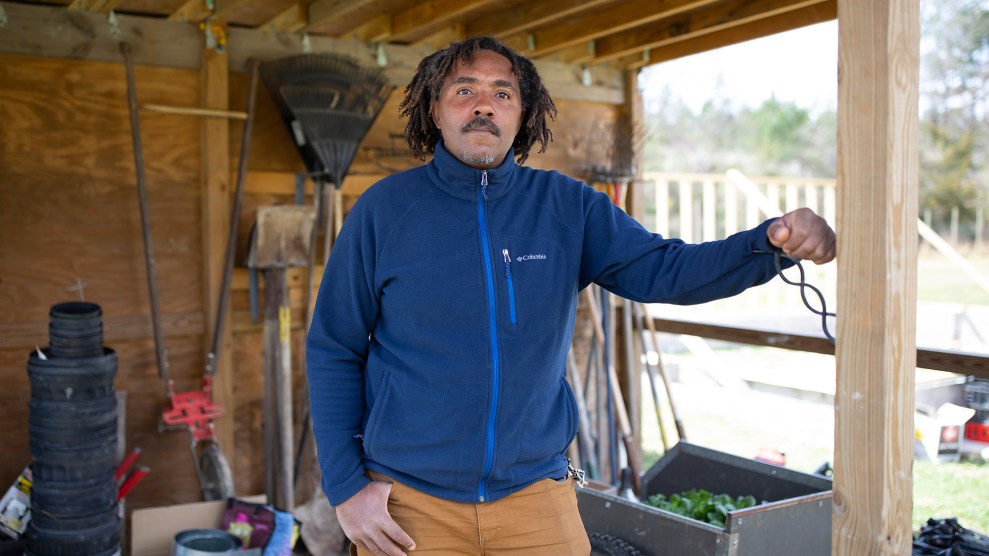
643, 489, 759, 528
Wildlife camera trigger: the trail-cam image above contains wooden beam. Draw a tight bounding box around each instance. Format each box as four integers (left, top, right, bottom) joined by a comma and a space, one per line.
0, 3, 202, 68
67, 0, 124, 12
833, 0, 919, 553
343, 14, 392, 42
244, 170, 386, 197
388, 0, 502, 43
646, 318, 989, 379
225, 27, 626, 104
589, 0, 831, 63
412, 24, 466, 51
0, 4, 625, 105
308, 0, 373, 31
617, 2, 836, 69
168, 0, 249, 22
502, 0, 719, 58
465, 0, 616, 39
261, 3, 308, 33
200, 43, 236, 483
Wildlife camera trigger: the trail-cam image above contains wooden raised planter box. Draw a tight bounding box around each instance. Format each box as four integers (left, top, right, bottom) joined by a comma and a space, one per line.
577, 442, 833, 556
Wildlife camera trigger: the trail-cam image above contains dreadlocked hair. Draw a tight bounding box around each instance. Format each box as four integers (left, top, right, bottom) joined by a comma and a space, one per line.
399, 35, 557, 165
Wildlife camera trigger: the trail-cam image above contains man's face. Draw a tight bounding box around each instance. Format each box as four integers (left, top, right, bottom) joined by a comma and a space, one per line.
431, 50, 523, 169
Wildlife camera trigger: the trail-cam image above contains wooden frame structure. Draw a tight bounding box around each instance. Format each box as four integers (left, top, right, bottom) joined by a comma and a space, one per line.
0, 0, 936, 553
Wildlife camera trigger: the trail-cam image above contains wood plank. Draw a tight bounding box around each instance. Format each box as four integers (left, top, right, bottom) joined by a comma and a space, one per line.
201, 45, 236, 479
388, 0, 502, 43
412, 23, 466, 51
307, 0, 381, 35
0, 311, 206, 350
226, 26, 625, 104
834, 0, 919, 553
616, 2, 836, 68
261, 3, 307, 33
345, 14, 393, 42
68, 0, 124, 12
0, 4, 625, 105
590, 0, 831, 63
501, 0, 719, 58
0, 3, 202, 69
646, 318, 989, 380
466, 0, 617, 39
168, 0, 249, 22
245, 171, 387, 197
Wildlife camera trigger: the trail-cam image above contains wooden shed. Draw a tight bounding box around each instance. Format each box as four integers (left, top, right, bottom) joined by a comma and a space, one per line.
0, 0, 952, 554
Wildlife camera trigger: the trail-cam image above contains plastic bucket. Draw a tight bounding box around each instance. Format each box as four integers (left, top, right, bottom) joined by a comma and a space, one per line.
173, 529, 243, 556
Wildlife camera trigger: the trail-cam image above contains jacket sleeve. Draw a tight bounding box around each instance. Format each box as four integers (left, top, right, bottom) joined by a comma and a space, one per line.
305, 194, 379, 506
577, 184, 787, 304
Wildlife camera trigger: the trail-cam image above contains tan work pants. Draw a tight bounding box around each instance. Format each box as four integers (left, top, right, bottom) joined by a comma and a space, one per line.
352, 471, 591, 555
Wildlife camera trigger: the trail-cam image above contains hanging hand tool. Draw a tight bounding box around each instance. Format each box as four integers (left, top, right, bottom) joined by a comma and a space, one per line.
121, 42, 260, 500
638, 302, 686, 441
582, 287, 641, 495
248, 205, 315, 511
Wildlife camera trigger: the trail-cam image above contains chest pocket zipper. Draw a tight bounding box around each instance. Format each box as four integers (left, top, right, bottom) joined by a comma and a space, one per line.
502, 249, 518, 325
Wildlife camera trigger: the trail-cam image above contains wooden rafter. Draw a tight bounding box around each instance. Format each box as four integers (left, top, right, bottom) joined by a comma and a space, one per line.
262, 3, 308, 33
168, 0, 250, 22
465, 0, 617, 39
343, 0, 503, 43
502, 0, 719, 58
614, 2, 836, 68
307, 0, 387, 36
587, 0, 832, 64
67, 0, 124, 12
344, 14, 393, 42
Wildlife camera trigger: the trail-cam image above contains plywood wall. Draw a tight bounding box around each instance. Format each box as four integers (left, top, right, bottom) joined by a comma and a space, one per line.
0, 51, 621, 519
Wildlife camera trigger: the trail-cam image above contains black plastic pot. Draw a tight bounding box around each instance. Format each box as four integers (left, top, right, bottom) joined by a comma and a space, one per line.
27, 348, 117, 402
30, 475, 117, 519
30, 505, 118, 532
26, 515, 119, 556
31, 448, 117, 483
47, 302, 104, 359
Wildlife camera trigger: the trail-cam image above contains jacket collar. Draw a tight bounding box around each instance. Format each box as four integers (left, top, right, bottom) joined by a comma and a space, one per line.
426, 140, 518, 201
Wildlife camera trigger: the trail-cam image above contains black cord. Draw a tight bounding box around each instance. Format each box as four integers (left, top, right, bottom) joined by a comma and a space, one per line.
763, 251, 837, 344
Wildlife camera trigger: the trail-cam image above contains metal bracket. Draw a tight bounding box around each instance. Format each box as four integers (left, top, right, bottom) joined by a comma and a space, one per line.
108, 10, 121, 40
200, 17, 227, 53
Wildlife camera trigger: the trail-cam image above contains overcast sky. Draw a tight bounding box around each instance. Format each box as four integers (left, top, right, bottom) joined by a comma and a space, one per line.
639, 21, 839, 114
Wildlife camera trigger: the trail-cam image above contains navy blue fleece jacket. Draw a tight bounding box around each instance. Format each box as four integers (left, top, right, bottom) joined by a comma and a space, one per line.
305, 141, 785, 506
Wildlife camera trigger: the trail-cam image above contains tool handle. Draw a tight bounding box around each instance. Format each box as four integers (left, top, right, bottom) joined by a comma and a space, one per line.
114, 447, 142, 482
118, 466, 150, 501
120, 42, 171, 385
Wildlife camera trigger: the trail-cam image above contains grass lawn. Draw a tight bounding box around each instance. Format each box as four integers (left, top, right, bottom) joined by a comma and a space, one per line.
914, 457, 989, 534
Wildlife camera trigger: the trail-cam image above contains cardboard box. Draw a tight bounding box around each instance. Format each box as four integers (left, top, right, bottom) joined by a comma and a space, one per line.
131, 495, 265, 556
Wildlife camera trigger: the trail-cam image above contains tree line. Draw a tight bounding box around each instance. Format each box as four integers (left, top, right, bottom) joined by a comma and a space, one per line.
642, 0, 988, 241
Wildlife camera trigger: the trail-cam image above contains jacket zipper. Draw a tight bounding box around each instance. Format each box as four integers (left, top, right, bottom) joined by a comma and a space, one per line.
476, 170, 500, 502
502, 249, 517, 325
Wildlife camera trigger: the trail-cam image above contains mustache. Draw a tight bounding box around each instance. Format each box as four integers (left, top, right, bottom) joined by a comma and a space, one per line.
460, 117, 501, 137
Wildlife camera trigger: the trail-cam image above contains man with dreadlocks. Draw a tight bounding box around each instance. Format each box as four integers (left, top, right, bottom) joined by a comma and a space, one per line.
306, 36, 835, 555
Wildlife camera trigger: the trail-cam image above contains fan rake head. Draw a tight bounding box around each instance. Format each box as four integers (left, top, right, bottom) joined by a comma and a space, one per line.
260, 53, 395, 182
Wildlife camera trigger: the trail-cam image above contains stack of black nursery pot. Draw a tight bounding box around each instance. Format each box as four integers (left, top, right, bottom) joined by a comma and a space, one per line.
26, 302, 120, 556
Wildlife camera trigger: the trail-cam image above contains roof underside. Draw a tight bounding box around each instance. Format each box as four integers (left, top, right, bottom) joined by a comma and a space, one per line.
19, 0, 837, 68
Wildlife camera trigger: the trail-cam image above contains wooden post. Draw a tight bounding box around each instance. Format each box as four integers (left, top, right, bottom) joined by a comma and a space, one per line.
621, 68, 644, 456
834, 1, 918, 554
201, 46, 236, 479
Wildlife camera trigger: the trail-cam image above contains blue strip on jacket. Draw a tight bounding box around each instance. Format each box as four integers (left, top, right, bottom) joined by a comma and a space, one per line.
476, 171, 500, 502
